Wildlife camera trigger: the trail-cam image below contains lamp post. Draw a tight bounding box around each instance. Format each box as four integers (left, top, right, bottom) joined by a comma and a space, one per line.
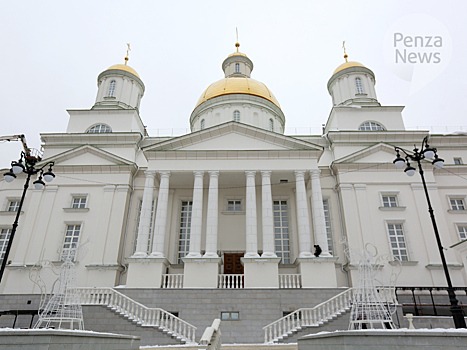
1, 151, 55, 284
393, 136, 466, 328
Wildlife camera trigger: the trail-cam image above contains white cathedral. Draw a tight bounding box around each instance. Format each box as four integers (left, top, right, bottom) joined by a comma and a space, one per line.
1, 42, 466, 344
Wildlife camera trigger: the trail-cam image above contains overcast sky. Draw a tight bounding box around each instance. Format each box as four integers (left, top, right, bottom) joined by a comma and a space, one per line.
1, 0, 466, 168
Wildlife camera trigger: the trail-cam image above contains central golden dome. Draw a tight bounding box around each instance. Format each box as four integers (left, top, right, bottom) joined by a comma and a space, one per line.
333, 61, 365, 74
196, 77, 281, 108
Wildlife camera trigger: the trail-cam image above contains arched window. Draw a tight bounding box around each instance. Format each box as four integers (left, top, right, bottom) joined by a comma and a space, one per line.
358, 121, 385, 131
235, 63, 240, 73
86, 124, 112, 133
269, 118, 274, 131
200, 119, 205, 130
233, 110, 240, 122
108, 80, 116, 97
355, 77, 364, 94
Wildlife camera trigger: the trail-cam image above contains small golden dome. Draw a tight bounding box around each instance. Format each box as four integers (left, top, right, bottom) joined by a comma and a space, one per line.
106, 64, 140, 78
333, 61, 366, 74
196, 77, 280, 108
228, 51, 248, 58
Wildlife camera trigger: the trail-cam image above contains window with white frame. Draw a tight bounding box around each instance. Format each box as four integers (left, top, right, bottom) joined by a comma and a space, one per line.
108, 80, 116, 97
450, 198, 466, 211
60, 224, 81, 262
454, 157, 463, 165
86, 124, 112, 133
0, 228, 11, 265
355, 77, 364, 94
323, 199, 334, 254
387, 223, 408, 261
358, 121, 385, 131
227, 199, 242, 212
178, 201, 193, 263
7, 200, 20, 212
71, 196, 87, 209
233, 110, 240, 122
269, 118, 274, 132
273, 200, 290, 264
382, 195, 398, 208
200, 119, 205, 130
235, 63, 240, 73
457, 225, 467, 240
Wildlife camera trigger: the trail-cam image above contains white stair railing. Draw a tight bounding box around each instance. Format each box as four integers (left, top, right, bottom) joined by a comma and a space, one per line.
263, 288, 354, 343
218, 274, 243, 288
76, 287, 196, 344
279, 274, 301, 288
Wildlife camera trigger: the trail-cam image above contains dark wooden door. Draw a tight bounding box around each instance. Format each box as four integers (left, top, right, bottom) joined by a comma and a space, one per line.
223, 253, 244, 274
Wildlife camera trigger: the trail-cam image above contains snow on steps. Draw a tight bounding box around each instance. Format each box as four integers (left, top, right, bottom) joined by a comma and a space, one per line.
76, 287, 197, 344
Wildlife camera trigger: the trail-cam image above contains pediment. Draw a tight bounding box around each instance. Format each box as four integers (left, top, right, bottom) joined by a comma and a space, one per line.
144, 122, 323, 152
334, 143, 397, 164
44, 145, 134, 167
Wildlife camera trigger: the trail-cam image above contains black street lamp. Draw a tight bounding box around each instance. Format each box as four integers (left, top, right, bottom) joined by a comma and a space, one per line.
393, 136, 466, 328
1, 151, 55, 284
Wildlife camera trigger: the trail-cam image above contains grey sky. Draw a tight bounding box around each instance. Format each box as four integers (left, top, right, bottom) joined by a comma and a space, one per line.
1, 0, 466, 167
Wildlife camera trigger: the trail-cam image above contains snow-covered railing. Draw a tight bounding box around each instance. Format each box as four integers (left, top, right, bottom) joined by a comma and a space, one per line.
76, 287, 196, 344
161, 274, 184, 288
263, 288, 354, 343
199, 318, 221, 350
218, 274, 243, 289
279, 274, 301, 288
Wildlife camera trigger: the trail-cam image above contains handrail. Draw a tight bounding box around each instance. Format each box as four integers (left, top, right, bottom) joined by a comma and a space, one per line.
199, 319, 221, 350
75, 287, 197, 344
263, 288, 354, 343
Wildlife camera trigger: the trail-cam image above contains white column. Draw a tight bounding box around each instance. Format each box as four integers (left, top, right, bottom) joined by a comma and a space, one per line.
310, 169, 331, 256
133, 170, 155, 257
187, 171, 204, 258
294, 170, 313, 257
204, 171, 219, 257
245, 171, 260, 257
261, 171, 276, 257
150, 171, 170, 257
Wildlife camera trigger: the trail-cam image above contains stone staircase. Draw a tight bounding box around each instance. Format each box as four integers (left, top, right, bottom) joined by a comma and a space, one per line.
76, 287, 197, 344
262, 288, 354, 343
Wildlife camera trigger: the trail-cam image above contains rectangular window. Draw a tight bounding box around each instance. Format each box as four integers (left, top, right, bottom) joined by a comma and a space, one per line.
382, 195, 398, 208
454, 157, 463, 165
7, 200, 20, 212
273, 200, 290, 264
178, 201, 193, 263
61, 224, 81, 262
457, 225, 467, 240
450, 198, 466, 211
323, 199, 334, 254
0, 228, 11, 265
227, 200, 242, 212
221, 311, 239, 321
387, 223, 408, 261
71, 196, 87, 209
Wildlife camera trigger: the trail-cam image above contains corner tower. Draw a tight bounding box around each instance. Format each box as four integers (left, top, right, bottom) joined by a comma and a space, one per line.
327, 51, 379, 107
190, 42, 285, 133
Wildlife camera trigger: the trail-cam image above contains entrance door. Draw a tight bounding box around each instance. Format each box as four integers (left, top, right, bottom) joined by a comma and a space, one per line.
223, 253, 244, 274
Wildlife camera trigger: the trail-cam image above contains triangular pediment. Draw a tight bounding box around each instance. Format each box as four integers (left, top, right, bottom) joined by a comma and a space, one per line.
44, 145, 134, 167
334, 142, 397, 164
144, 122, 323, 152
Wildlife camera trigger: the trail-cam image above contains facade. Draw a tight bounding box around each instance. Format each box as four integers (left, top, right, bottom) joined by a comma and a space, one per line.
1, 43, 467, 340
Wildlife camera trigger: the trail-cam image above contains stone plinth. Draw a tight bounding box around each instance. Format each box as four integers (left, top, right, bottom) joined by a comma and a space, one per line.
297, 257, 338, 288
242, 257, 281, 288
182, 257, 221, 288
125, 257, 168, 288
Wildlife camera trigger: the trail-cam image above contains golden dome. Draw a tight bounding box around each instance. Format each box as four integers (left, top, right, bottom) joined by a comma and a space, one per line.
228, 51, 248, 58
196, 77, 281, 108
333, 61, 366, 74
106, 64, 140, 78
